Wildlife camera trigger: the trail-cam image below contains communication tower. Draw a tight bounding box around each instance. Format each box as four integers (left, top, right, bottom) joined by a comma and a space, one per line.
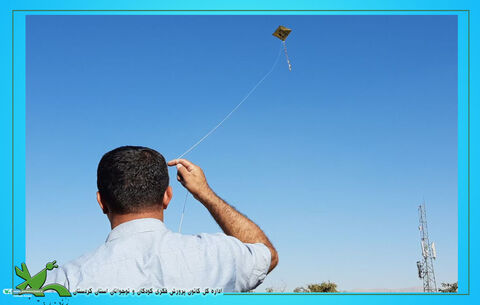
416, 201, 438, 292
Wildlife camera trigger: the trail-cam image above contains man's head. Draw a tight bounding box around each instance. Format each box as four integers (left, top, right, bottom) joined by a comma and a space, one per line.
97, 146, 172, 217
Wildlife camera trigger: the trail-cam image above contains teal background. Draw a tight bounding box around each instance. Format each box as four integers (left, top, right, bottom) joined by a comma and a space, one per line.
0, 0, 477, 304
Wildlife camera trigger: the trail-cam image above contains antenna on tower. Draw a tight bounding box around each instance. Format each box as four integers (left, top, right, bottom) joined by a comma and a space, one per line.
416, 200, 438, 292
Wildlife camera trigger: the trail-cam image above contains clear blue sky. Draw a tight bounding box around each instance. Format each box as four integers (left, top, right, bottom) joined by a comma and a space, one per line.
26, 15, 457, 291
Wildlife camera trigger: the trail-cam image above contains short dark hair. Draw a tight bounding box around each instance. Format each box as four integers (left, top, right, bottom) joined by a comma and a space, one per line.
97, 146, 169, 214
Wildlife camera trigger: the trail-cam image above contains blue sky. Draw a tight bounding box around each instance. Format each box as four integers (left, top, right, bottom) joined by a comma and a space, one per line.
25, 15, 457, 291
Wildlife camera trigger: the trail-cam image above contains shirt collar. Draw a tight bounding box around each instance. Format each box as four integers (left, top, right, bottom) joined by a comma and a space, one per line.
106, 218, 168, 242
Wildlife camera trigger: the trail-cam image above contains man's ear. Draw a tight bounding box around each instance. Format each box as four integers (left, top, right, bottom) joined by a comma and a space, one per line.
162, 186, 173, 210
97, 191, 108, 214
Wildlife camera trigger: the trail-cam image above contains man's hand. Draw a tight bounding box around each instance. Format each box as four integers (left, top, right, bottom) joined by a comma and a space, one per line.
167, 159, 213, 200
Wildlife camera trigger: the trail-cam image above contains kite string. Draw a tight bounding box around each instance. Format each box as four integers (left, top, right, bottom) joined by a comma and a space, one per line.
176, 44, 283, 160
176, 43, 283, 233
177, 192, 189, 232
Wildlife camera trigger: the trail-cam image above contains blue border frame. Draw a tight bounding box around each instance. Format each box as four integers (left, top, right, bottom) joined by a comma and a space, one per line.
1, 2, 477, 304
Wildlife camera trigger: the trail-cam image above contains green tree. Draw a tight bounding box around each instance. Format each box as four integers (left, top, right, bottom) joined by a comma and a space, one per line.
438, 282, 458, 293
293, 281, 338, 293
308, 281, 338, 293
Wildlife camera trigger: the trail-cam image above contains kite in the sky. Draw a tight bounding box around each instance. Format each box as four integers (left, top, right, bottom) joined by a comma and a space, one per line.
273, 25, 292, 71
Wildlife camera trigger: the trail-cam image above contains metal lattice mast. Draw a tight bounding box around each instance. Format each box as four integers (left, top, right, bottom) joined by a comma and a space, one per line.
416, 201, 438, 292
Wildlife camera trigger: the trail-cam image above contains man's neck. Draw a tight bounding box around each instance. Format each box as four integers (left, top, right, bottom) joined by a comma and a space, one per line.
109, 210, 164, 230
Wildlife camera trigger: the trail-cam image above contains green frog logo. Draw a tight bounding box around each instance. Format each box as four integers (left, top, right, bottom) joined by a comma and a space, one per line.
15, 261, 71, 297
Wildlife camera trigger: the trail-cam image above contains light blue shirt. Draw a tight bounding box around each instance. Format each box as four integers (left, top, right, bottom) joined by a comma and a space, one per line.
48, 218, 271, 292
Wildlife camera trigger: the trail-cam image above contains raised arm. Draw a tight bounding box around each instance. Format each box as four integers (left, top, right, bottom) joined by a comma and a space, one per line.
167, 159, 278, 273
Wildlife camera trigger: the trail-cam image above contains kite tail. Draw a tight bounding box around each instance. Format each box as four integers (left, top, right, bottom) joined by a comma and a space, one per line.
282, 41, 292, 71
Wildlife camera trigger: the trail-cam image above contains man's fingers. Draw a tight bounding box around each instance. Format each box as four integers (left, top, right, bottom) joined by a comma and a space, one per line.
177, 175, 185, 185
168, 159, 195, 169
167, 160, 178, 166
176, 163, 190, 178
179, 159, 195, 170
